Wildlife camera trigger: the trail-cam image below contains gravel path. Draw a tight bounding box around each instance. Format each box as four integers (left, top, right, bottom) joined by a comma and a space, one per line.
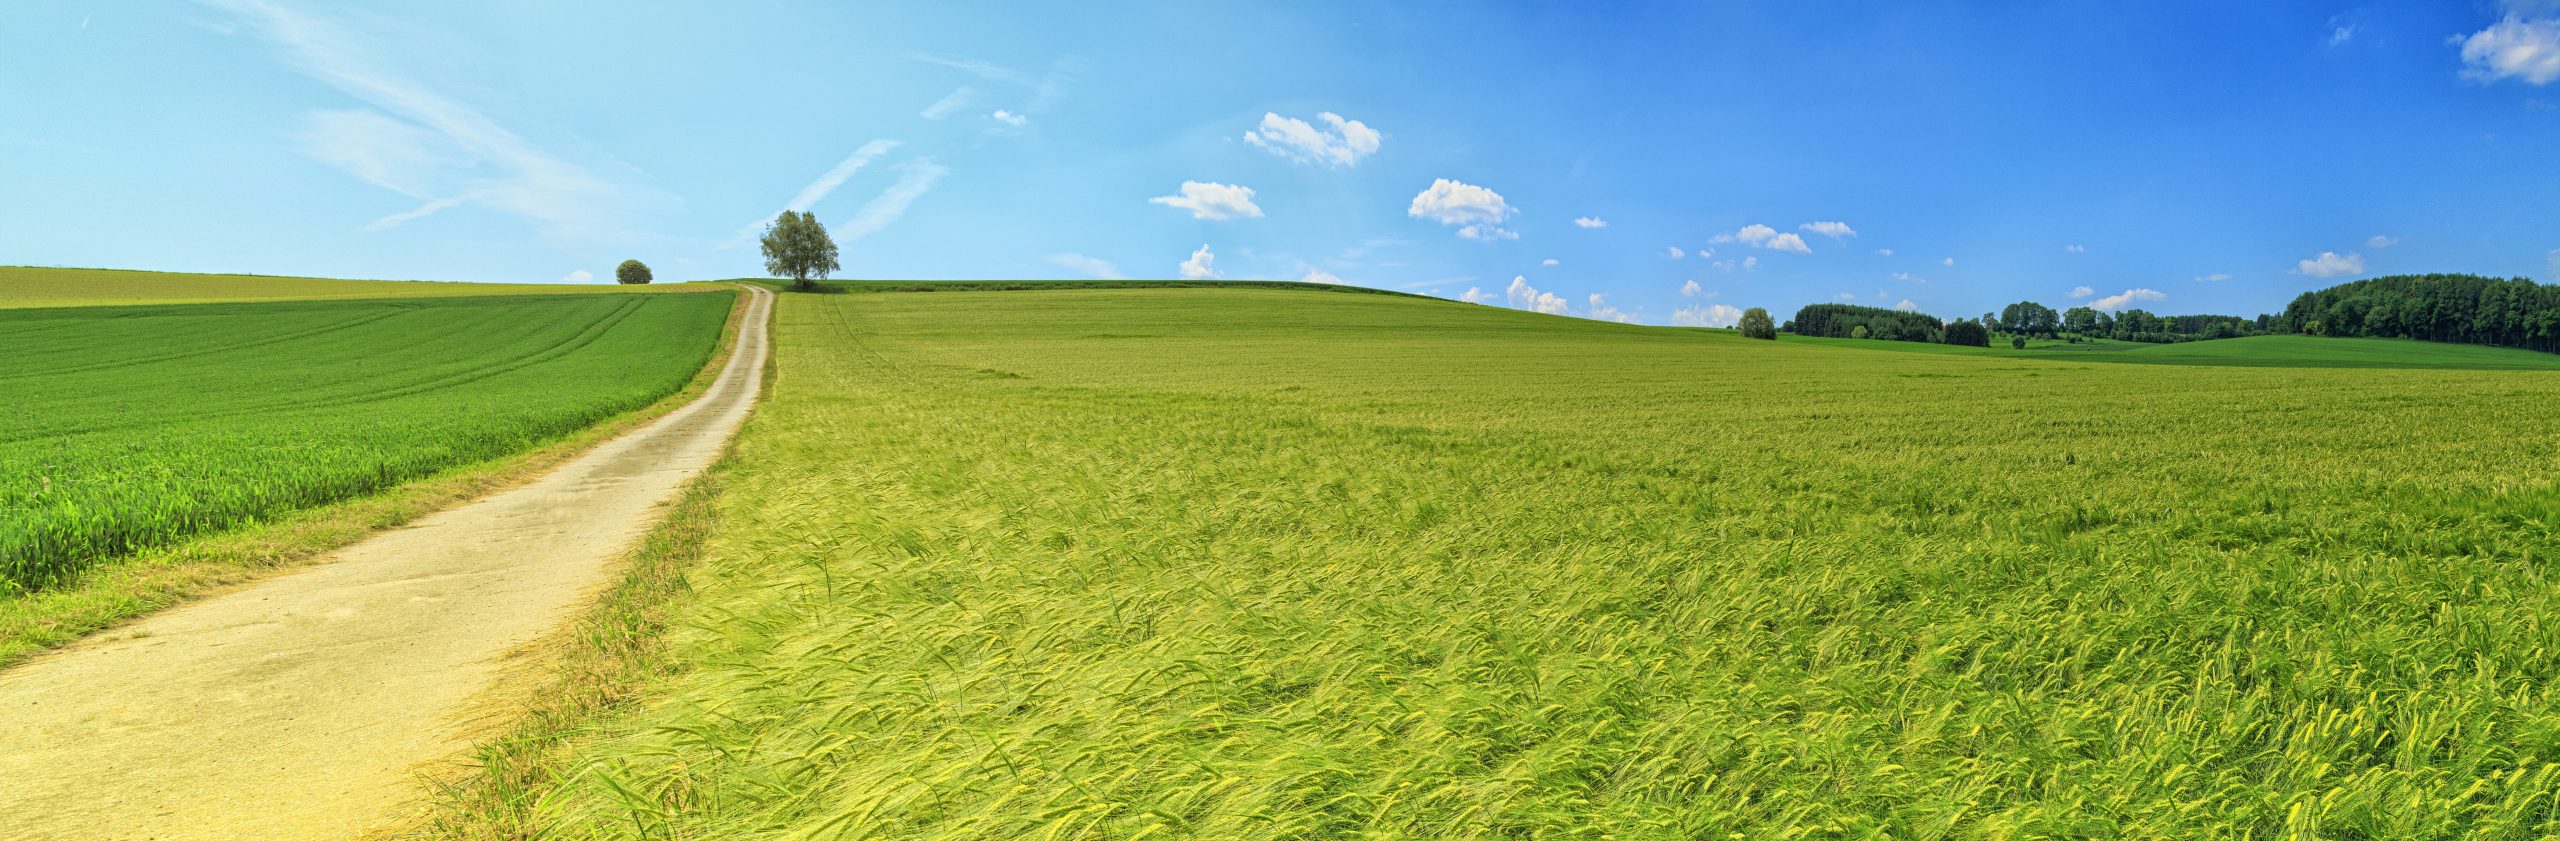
0, 284, 772, 840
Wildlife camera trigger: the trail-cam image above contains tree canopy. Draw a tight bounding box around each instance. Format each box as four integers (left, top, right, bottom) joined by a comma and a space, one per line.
2277, 273, 2560, 353
1789, 303, 1944, 343
761, 210, 841, 291
615, 259, 652, 285
1738, 307, 1777, 340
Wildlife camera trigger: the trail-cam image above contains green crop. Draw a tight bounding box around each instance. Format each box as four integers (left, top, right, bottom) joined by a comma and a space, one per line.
0, 265, 712, 309
0, 292, 731, 593
494, 287, 2560, 840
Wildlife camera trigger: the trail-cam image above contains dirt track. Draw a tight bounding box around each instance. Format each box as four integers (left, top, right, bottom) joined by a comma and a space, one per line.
0, 284, 772, 840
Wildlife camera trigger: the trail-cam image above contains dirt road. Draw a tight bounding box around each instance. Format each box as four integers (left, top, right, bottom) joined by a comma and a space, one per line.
0, 284, 772, 840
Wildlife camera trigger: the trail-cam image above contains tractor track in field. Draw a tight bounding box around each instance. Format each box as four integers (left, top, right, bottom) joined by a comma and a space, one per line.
0, 284, 772, 841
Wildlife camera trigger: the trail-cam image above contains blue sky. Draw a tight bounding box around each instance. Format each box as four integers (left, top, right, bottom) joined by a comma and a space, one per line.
4, 1, 2557, 326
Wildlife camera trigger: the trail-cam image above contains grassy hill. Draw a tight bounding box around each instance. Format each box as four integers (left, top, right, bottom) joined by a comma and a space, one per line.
1786, 331, 2560, 370
459, 286, 2560, 838
0, 266, 716, 308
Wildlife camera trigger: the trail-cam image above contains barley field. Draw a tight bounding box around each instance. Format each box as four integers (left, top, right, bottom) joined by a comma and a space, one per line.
492, 286, 2560, 839
0, 292, 732, 593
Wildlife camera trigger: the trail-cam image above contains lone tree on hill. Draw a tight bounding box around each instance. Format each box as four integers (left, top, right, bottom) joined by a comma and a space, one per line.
615, 259, 653, 285
761, 210, 840, 291
1738, 307, 1777, 340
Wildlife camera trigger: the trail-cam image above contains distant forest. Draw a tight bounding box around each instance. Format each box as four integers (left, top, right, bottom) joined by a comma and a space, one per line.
2275, 274, 2560, 353
1786, 304, 1946, 343
1783, 273, 2560, 354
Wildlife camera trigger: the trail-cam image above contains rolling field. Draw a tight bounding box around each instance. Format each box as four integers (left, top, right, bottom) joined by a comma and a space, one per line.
1784, 332, 2560, 370
0, 266, 706, 309
479, 288, 2560, 838
0, 292, 732, 593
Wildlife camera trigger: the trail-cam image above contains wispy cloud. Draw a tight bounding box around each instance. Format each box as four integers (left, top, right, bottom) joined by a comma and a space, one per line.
2457, 12, 2560, 85
1048, 253, 1123, 279
836, 158, 948, 241
912, 52, 1084, 112
920, 86, 979, 120
1574, 216, 1607, 229
208, 0, 672, 244
730, 139, 898, 243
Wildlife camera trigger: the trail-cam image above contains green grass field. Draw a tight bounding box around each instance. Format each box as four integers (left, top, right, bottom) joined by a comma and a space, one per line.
489, 287, 2560, 838
0, 266, 709, 309
1786, 332, 2560, 370
0, 292, 732, 593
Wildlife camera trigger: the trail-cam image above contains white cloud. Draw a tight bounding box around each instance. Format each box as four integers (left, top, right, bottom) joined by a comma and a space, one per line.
1244, 111, 1381, 166
2366, 235, 2398, 248
1835, 292, 1858, 301
1505, 275, 1569, 314
563, 269, 593, 283
1574, 216, 1607, 228
2297, 251, 2366, 278
1942, 257, 1956, 267
1801, 220, 1857, 239
1893, 299, 1920, 312
1665, 246, 1686, 259
1410, 178, 1515, 240
730, 138, 898, 243
1300, 268, 1344, 284
1672, 303, 1744, 327
2090, 288, 2167, 313
2193, 273, 2232, 283
1047, 253, 1123, 279
1743, 256, 1759, 271
2458, 15, 2560, 85
1149, 180, 1263, 220
836, 159, 948, 241
1460, 287, 1490, 304
1587, 293, 1634, 323
1875, 247, 1895, 256
1540, 258, 1560, 266
217, 0, 672, 244
1179, 243, 1219, 279
920, 86, 979, 120
2332, 25, 2358, 45
1726, 223, 1812, 253
990, 110, 1028, 127
1680, 279, 1702, 296
2065, 244, 2087, 253
2069, 286, 2095, 298
1891, 272, 1926, 284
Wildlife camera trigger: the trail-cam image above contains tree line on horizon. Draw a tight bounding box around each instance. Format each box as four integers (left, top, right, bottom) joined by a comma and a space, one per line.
1782, 274, 2560, 355
2274, 273, 2560, 353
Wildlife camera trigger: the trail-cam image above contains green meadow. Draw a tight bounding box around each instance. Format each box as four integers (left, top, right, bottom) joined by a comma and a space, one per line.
1785, 332, 2560, 371
0, 265, 709, 309
0, 292, 731, 593
481, 286, 2560, 838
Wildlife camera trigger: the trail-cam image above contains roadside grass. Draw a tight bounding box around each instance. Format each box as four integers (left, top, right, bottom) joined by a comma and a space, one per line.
0, 288, 750, 665
0, 265, 717, 309
435, 287, 2560, 838
732, 277, 1436, 299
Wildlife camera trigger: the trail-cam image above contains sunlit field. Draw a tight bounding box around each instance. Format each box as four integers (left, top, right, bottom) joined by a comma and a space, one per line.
0, 292, 731, 593
491, 286, 2560, 838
